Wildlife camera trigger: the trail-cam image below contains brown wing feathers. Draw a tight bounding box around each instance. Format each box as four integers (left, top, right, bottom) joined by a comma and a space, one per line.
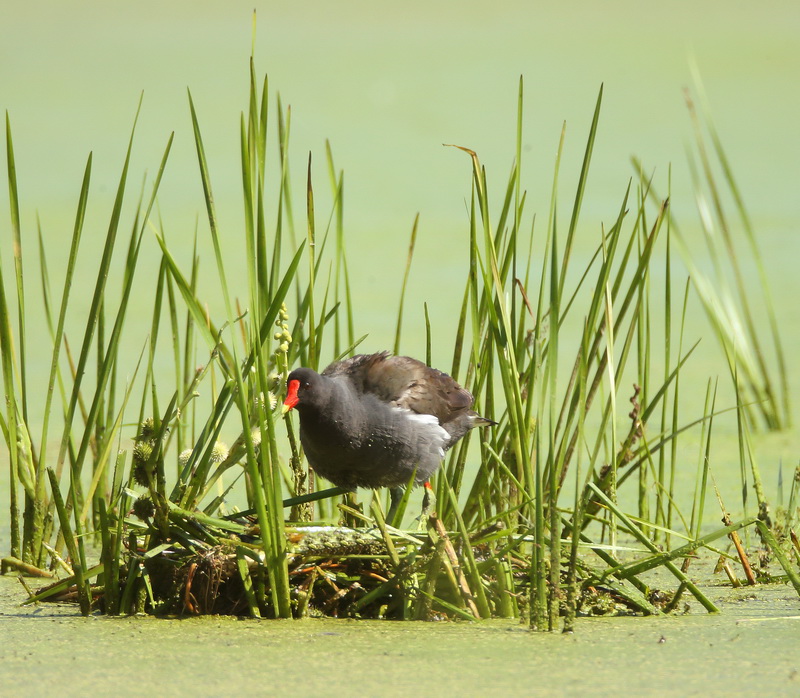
323, 352, 477, 426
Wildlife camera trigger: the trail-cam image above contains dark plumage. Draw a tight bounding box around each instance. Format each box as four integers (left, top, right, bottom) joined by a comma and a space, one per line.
282, 352, 493, 491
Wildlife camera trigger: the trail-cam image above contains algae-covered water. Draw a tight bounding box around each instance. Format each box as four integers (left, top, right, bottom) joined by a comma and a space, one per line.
2, 2, 800, 695
2, 572, 798, 696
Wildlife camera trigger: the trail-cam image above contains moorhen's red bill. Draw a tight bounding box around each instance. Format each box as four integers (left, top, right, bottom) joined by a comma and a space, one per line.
282, 352, 493, 491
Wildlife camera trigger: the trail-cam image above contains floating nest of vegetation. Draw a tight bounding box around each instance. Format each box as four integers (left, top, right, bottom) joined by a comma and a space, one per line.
26, 506, 683, 621
134, 526, 396, 618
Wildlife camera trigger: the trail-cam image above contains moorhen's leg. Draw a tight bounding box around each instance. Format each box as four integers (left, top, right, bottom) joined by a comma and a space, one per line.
420, 481, 435, 518
386, 486, 404, 526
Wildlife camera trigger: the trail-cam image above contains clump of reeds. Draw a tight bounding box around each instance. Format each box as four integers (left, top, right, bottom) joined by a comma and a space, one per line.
2, 47, 798, 628
634, 68, 790, 433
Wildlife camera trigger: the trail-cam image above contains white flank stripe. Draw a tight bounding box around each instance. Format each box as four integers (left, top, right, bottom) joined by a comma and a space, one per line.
395, 407, 449, 443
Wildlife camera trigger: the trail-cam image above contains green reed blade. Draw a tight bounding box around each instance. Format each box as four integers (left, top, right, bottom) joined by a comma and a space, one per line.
54, 95, 144, 478
560, 84, 603, 298
5, 114, 27, 422
47, 468, 90, 614
589, 482, 718, 613
394, 213, 419, 355
755, 520, 800, 596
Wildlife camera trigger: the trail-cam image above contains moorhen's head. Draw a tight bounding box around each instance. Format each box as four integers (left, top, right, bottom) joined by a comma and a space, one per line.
282, 367, 329, 414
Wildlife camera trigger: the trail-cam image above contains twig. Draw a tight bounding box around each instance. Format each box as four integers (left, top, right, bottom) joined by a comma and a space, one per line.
429, 514, 480, 619
1, 556, 54, 578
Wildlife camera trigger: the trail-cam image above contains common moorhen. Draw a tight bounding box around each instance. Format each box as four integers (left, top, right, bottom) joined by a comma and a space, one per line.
282, 352, 493, 514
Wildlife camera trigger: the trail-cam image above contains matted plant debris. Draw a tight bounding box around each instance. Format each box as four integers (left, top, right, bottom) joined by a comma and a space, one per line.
27, 509, 688, 621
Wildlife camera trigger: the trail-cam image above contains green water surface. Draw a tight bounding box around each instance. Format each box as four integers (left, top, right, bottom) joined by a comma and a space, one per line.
1, 2, 800, 695
1, 572, 798, 697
